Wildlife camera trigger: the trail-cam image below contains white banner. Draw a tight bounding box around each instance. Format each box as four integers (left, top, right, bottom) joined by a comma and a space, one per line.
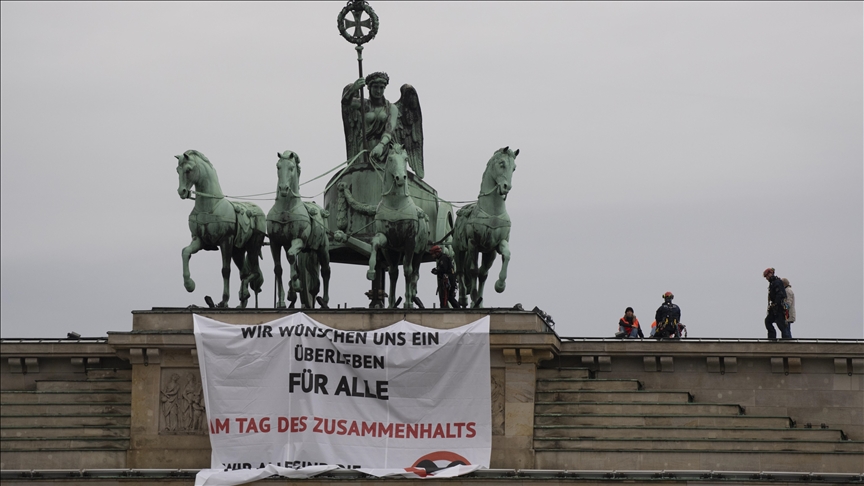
193, 313, 490, 485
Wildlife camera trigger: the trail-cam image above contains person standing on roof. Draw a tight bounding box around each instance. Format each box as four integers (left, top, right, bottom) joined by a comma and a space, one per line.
763, 268, 791, 339
618, 307, 643, 338
654, 292, 681, 339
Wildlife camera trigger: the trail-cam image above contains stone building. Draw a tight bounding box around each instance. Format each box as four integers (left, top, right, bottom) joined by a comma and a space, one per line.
1, 308, 862, 484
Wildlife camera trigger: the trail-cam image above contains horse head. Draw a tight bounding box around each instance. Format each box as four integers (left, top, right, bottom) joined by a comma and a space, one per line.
275, 150, 301, 199
175, 150, 211, 199
384, 143, 409, 193
481, 146, 519, 199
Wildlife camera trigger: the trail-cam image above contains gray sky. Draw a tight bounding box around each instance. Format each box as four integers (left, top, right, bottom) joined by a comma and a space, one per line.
2, 2, 861, 339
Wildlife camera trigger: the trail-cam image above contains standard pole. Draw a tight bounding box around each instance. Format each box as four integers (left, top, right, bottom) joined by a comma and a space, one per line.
356, 45, 369, 165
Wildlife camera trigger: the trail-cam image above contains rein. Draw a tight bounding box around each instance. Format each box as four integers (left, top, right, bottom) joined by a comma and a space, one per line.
478, 179, 510, 201
190, 190, 224, 200
189, 150, 368, 202
477, 183, 501, 198
185, 149, 485, 212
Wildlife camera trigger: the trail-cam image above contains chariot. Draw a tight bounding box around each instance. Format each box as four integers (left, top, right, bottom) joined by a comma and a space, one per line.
323, 155, 453, 308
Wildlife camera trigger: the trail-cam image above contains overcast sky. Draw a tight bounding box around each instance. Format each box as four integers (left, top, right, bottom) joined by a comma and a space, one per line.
2, 2, 861, 339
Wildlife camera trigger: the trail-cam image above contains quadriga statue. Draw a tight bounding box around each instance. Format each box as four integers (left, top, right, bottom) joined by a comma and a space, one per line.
175, 150, 266, 308
266, 151, 331, 309
453, 147, 519, 308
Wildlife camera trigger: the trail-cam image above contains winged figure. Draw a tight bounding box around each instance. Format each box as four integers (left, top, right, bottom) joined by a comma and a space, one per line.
341, 72, 425, 178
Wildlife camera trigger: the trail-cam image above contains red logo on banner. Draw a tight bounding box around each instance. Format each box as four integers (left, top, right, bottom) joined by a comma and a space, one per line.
404, 451, 470, 476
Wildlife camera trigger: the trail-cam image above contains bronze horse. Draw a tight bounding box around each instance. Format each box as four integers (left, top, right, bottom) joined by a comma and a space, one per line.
453, 147, 518, 308
175, 150, 265, 308
366, 143, 429, 308
266, 151, 331, 309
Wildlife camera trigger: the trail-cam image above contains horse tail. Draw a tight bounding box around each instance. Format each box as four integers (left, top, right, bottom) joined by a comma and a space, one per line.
452, 203, 474, 252
245, 231, 266, 293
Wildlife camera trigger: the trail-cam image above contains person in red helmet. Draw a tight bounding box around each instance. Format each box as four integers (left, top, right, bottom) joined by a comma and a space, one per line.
430, 246, 459, 309
654, 292, 681, 339
763, 268, 790, 339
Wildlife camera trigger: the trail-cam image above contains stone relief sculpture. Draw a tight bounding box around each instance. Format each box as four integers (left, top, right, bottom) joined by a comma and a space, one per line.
160, 373, 181, 432
182, 373, 205, 432
491, 370, 505, 436
161, 370, 206, 434
191, 388, 205, 432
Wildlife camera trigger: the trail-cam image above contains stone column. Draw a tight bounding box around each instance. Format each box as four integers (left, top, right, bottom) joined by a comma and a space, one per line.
490, 347, 554, 469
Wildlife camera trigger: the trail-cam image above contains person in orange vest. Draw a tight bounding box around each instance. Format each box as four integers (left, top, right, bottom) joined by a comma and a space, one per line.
617, 307, 643, 338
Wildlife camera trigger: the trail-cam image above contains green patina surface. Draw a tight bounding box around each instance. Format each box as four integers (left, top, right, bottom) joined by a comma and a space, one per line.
173, 1, 519, 308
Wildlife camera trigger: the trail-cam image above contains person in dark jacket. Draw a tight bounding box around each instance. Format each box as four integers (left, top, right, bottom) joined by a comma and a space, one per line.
618, 307, 643, 338
763, 268, 791, 339
430, 245, 460, 309
654, 292, 681, 339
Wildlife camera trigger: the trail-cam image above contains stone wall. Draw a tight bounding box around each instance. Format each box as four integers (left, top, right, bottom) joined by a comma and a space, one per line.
561, 339, 864, 440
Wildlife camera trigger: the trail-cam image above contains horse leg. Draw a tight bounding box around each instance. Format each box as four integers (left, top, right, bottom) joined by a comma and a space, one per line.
247, 241, 264, 308
270, 243, 286, 308
217, 241, 232, 307
467, 250, 481, 308
407, 252, 423, 309
287, 238, 304, 292
494, 239, 510, 293
181, 237, 202, 292
367, 233, 387, 281
296, 255, 310, 309
454, 249, 468, 309
317, 244, 331, 309
385, 250, 400, 308
402, 241, 416, 309
232, 250, 249, 309
475, 250, 497, 308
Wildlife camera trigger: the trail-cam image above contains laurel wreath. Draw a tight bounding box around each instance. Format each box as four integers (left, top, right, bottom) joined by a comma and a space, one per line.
337, 1, 379, 46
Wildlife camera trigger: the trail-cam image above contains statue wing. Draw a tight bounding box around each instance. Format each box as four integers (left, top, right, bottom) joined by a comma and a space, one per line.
341, 84, 364, 161
395, 84, 424, 178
